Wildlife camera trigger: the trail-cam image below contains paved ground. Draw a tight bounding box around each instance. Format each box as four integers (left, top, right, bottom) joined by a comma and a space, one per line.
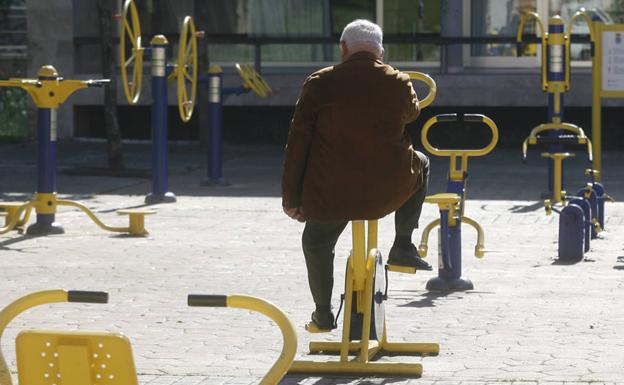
0, 141, 623, 385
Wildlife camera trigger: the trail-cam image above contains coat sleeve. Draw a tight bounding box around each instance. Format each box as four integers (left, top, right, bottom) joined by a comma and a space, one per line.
281, 74, 321, 208
401, 73, 420, 124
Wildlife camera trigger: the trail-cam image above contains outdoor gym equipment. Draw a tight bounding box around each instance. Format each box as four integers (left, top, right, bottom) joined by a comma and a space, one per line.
544, 168, 613, 262
200, 64, 274, 186
119, 0, 199, 203
0, 289, 139, 385
288, 71, 439, 377
416, 114, 499, 291
188, 294, 296, 385
517, 10, 595, 202
0, 65, 154, 236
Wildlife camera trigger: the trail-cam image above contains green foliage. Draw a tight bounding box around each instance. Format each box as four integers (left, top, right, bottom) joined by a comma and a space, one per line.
0, 88, 28, 140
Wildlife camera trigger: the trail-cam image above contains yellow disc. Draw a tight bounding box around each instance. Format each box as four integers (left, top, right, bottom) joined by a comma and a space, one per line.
176, 16, 198, 123
119, 0, 143, 104
235, 64, 273, 98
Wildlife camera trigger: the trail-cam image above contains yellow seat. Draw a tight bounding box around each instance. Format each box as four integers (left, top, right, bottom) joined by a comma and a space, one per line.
116, 209, 156, 236
424, 193, 461, 206
16, 331, 138, 385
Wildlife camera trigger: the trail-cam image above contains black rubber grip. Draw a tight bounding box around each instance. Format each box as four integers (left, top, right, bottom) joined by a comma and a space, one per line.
436, 113, 458, 122
188, 294, 227, 307
534, 136, 583, 145
67, 291, 108, 304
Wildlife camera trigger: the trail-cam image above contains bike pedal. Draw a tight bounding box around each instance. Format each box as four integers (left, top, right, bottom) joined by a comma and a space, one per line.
305, 322, 333, 333
385, 264, 417, 274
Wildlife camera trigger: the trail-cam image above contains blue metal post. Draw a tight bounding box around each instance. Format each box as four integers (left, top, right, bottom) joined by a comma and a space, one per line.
426, 178, 473, 291
145, 35, 176, 204
27, 107, 64, 235
546, 17, 566, 194
200, 65, 229, 186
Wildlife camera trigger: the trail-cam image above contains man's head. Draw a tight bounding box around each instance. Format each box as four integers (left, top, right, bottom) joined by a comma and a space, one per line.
339, 19, 384, 62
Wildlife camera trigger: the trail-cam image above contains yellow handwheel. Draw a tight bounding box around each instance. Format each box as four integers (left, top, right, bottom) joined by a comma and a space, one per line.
405, 71, 437, 109
119, 0, 143, 104
176, 16, 198, 122
235, 63, 273, 98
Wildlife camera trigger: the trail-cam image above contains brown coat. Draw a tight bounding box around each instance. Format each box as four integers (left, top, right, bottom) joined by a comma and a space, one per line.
281, 51, 423, 221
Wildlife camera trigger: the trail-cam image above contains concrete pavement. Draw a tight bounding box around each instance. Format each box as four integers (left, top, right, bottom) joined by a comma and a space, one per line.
0, 141, 623, 384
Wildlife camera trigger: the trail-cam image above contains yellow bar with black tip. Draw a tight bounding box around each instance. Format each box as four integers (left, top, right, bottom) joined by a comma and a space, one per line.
188, 294, 296, 385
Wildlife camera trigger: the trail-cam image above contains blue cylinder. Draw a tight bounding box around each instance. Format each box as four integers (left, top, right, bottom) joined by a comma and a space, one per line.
35, 108, 56, 226
145, 37, 176, 204
558, 203, 585, 262
568, 197, 591, 252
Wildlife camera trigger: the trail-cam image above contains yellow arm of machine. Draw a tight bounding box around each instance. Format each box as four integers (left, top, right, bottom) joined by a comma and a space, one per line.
404, 71, 437, 109
521, 122, 593, 162
517, 12, 548, 91
565, 9, 595, 90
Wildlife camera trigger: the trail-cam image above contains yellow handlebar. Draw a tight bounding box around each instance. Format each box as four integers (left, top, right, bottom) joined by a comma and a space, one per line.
517, 12, 548, 91
0, 290, 108, 385
421, 114, 498, 181
188, 294, 297, 385
405, 71, 437, 109
565, 9, 595, 88
522, 122, 593, 162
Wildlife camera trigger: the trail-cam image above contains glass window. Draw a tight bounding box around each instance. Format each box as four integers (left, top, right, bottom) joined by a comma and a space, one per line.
383, 0, 440, 62
551, 0, 624, 61
471, 0, 538, 58
331, 0, 376, 34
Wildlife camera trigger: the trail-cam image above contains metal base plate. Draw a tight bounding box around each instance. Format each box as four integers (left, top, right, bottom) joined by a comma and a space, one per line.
145, 192, 177, 204
26, 221, 64, 235
426, 276, 474, 292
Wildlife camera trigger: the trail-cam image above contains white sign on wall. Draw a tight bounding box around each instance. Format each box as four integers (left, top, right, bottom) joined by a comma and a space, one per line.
602, 30, 624, 92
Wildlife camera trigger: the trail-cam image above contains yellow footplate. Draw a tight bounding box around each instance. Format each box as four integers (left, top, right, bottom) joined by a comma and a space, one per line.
305, 322, 333, 333
386, 264, 416, 274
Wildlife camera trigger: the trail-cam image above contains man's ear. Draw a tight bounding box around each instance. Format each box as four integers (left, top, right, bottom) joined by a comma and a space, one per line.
340, 41, 349, 60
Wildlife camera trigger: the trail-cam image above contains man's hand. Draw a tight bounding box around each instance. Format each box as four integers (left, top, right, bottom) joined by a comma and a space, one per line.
283, 206, 305, 222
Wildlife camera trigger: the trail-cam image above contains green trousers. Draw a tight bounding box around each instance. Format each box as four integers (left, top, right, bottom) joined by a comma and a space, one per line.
301, 152, 429, 307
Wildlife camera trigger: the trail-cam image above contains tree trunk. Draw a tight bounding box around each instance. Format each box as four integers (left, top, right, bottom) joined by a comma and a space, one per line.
97, 0, 125, 170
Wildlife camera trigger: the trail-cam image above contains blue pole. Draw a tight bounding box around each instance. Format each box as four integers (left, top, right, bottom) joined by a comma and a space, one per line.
26, 107, 64, 235
145, 35, 176, 204
546, 19, 566, 194
201, 66, 229, 186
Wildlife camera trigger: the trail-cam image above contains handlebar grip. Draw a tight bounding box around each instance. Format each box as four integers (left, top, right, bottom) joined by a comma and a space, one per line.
67, 291, 108, 304
188, 294, 227, 307
87, 79, 111, 87
434, 113, 485, 123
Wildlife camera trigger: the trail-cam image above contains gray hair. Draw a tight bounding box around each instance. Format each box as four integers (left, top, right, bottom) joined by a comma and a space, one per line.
340, 19, 383, 57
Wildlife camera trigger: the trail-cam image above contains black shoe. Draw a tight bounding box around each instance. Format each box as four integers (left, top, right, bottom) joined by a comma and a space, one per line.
310, 309, 335, 331
387, 243, 433, 271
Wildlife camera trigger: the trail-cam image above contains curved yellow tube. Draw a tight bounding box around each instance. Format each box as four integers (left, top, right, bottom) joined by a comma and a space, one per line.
56, 200, 129, 233
461, 216, 485, 258
565, 9, 594, 89
0, 202, 33, 235
0, 290, 68, 385
524, 122, 593, 161
417, 218, 441, 258
224, 295, 297, 385
421, 115, 499, 158
517, 12, 548, 90
405, 71, 437, 109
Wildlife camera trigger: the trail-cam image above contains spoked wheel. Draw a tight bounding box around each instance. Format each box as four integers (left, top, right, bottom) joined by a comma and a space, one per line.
119, 0, 143, 104
235, 63, 273, 98
348, 250, 386, 341
175, 16, 198, 122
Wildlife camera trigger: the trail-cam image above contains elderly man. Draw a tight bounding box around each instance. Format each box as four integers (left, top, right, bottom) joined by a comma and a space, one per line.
282, 19, 431, 331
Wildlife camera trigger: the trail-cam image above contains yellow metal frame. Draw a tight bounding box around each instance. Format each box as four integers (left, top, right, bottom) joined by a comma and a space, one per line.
522, 122, 593, 161
421, 115, 499, 181
0, 66, 103, 109
418, 115, 498, 260
119, 0, 143, 104
289, 220, 439, 377
540, 152, 575, 203
235, 63, 273, 98
0, 193, 154, 236
517, 12, 548, 91
404, 71, 437, 108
